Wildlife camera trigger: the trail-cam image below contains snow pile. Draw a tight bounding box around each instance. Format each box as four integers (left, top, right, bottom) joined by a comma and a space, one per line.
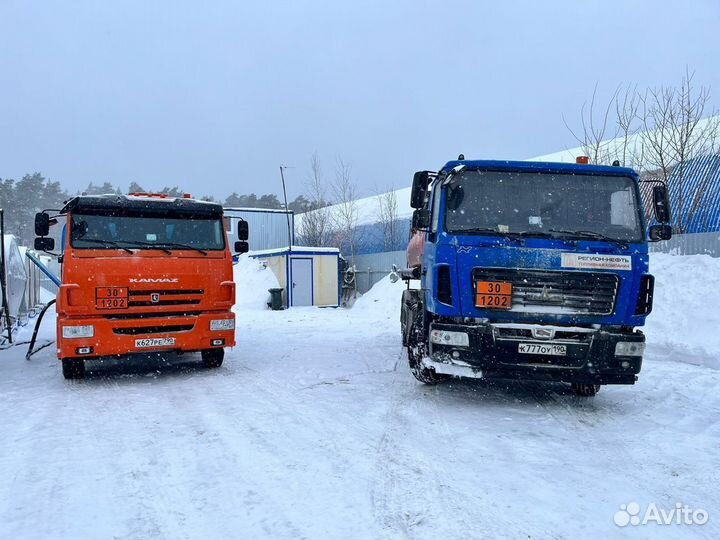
646, 253, 720, 368
232, 255, 280, 311
352, 274, 406, 317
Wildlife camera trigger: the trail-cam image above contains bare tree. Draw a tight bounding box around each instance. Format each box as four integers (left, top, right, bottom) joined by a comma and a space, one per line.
299, 152, 332, 246
639, 69, 719, 231
615, 84, 642, 168
566, 71, 720, 233
331, 156, 359, 261
639, 84, 678, 183
562, 84, 619, 164
376, 187, 400, 251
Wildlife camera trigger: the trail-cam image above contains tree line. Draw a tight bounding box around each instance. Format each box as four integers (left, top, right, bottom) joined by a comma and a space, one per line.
0, 176, 332, 247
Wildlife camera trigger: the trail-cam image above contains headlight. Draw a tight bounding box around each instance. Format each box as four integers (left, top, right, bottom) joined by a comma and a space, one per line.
615, 341, 645, 357
62, 325, 94, 339
430, 329, 469, 347
210, 319, 235, 331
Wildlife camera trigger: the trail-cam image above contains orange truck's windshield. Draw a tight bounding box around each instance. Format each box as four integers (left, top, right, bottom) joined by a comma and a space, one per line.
70, 213, 226, 251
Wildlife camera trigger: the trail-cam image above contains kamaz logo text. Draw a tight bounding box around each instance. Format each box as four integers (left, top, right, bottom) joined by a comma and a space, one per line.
129, 278, 179, 284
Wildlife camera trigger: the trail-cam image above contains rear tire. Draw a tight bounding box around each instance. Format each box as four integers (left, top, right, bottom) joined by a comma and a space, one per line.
407, 314, 449, 385
62, 358, 85, 380
201, 348, 224, 368
571, 383, 601, 397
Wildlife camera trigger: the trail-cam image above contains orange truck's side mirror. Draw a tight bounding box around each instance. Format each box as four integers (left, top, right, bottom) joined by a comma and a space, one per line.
238, 220, 249, 241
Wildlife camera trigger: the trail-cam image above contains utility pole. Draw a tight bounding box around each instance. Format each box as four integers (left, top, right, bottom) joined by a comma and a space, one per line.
279, 166, 293, 250
0, 210, 12, 342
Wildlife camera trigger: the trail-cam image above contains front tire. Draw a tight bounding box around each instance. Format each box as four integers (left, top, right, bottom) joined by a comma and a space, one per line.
407, 315, 449, 385
62, 358, 85, 380
571, 383, 601, 397
201, 348, 224, 368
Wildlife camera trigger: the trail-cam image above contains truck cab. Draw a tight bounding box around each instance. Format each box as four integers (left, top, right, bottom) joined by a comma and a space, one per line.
34, 193, 249, 379
400, 158, 672, 395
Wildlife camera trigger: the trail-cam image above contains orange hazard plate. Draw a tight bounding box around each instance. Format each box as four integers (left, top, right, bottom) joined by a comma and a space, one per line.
475, 281, 512, 309
96, 287, 128, 310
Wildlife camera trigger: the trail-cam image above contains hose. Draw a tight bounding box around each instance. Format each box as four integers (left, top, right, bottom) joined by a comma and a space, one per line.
26, 299, 56, 360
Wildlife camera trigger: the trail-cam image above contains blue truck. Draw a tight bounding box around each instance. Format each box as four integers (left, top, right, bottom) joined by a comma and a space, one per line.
399, 156, 672, 396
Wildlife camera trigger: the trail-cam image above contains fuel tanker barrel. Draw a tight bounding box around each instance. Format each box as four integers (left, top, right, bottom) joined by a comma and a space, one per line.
406, 230, 425, 269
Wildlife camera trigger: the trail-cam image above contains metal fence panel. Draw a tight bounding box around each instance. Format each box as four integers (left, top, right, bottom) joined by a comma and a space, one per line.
650, 231, 720, 257
350, 250, 406, 294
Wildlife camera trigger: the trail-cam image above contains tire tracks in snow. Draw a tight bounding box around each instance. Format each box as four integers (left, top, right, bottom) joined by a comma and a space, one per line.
370, 355, 493, 540
525, 381, 688, 511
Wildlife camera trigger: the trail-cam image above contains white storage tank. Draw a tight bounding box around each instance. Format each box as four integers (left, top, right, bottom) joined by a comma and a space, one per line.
249, 246, 340, 308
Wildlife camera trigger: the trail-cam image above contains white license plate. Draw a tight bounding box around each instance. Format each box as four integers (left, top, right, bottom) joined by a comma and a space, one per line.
135, 337, 176, 349
518, 343, 567, 356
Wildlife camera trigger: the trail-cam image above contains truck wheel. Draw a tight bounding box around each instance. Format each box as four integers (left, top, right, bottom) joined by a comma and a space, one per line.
571, 383, 601, 397
407, 316, 449, 385
62, 358, 85, 380
201, 348, 224, 368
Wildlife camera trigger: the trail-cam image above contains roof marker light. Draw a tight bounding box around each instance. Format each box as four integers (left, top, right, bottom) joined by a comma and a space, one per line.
576, 156, 589, 164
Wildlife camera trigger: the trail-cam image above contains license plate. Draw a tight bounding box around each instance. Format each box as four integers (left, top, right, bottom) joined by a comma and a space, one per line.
518, 343, 567, 356
475, 281, 512, 309
96, 287, 128, 310
135, 337, 176, 349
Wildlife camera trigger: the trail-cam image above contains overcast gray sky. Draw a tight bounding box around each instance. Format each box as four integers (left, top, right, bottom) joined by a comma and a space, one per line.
1, 0, 719, 200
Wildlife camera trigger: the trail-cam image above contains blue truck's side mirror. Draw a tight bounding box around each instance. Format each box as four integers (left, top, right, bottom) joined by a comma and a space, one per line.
653, 185, 671, 223
411, 171, 433, 209
648, 224, 672, 242
412, 209, 431, 230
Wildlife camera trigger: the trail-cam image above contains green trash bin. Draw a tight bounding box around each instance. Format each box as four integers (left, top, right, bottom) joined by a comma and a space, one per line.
268, 288, 284, 310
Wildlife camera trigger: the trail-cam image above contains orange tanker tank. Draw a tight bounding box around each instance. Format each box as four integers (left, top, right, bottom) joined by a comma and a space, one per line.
406, 229, 425, 269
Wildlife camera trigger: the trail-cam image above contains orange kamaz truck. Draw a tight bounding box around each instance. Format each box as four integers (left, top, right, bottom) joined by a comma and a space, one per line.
34, 193, 249, 379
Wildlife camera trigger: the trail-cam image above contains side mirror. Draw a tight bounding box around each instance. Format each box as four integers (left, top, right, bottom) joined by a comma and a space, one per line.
412, 209, 430, 230
35, 212, 50, 236
237, 220, 249, 241
653, 185, 671, 223
234, 241, 249, 254
410, 171, 432, 209
648, 224, 672, 242
34, 237, 55, 251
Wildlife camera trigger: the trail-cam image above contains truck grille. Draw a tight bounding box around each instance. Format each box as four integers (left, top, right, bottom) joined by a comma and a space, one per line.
113, 324, 194, 335
472, 268, 619, 315
127, 289, 203, 307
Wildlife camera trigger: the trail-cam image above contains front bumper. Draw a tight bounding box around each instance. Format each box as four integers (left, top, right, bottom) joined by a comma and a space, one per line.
427, 321, 644, 385
56, 312, 236, 360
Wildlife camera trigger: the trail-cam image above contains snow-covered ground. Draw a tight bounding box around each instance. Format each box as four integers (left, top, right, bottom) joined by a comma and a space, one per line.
0, 254, 718, 540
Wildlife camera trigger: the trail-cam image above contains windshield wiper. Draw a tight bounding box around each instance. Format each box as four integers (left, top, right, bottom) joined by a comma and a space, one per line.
456, 227, 503, 234
75, 238, 135, 254
548, 229, 629, 246
511, 230, 554, 237
152, 242, 208, 256
118, 240, 172, 254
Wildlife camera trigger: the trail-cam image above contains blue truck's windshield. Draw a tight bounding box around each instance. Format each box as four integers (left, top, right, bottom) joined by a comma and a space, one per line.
444, 170, 644, 242
70, 213, 226, 251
